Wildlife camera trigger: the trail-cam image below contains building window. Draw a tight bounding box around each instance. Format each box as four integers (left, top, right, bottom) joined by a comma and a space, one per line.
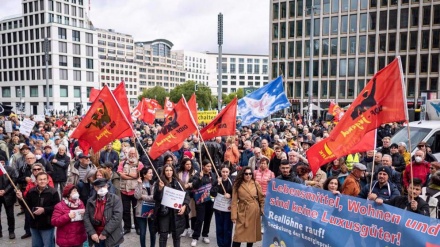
74, 86, 81, 97
73, 57, 81, 68
86, 71, 93, 81
60, 85, 68, 97
73, 70, 81, 81
59, 42, 67, 53
73, 44, 80, 55
86, 46, 93, 56
72, 30, 80, 42
43, 85, 53, 97
60, 69, 68, 80
2, 87, 11, 97
86, 33, 93, 44
86, 59, 93, 69
30, 86, 38, 97
58, 27, 66, 39
59, 55, 67, 66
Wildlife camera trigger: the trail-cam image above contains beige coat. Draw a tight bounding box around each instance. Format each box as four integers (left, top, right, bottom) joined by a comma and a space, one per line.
231, 180, 265, 243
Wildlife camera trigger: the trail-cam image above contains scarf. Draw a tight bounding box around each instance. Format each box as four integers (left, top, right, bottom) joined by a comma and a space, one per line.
429, 184, 440, 191
63, 198, 80, 209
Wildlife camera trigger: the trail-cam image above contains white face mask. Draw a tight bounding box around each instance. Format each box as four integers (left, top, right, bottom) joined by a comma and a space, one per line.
97, 187, 108, 197
35, 155, 42, 160
71, 192, 80, 200
415, 156, 423, 163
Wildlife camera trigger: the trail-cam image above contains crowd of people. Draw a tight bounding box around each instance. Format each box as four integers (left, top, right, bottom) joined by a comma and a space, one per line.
0, 112, 438, 247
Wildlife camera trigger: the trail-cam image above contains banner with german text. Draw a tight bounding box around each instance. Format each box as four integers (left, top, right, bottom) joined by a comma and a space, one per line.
263, 179, 440, 247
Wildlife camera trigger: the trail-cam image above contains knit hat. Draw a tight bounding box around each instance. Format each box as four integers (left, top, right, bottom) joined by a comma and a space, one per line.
377, 166, 391, 177
183, 151, 193, 159
62, 184, 76, 198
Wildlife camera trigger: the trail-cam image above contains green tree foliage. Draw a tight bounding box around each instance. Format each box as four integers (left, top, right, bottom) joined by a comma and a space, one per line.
169, 81, 213, 110
138, 86, 169, 107
222, 88, 244, 104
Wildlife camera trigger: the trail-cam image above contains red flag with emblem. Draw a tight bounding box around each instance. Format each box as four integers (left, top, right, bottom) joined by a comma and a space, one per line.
200, 98, 237, 141
142, 99, 161, 124
71, 86, 132, 152
168, 94, 198, 152
149, 97, 197, 160
164, 97, 175, 117
307, 57, 407, 173
328, 101, 344, 122
131, 99, 145, 122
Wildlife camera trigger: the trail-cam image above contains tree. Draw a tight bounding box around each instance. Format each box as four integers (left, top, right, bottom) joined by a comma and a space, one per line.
138, 86, 169, 107
223, 88, 244, 104
169, 81, 213, 110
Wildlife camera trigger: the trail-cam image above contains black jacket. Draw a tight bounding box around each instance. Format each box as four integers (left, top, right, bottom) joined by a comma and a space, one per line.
0, 165, 17, 205
49, 153, 70, 182
391, 153, 406, 172
210, 176, 233, 197
202, 141, 223, 169
25, 186, 60, 230
385, 196, 430, 216
276, 173, 303, 184
17, 163, 33, 187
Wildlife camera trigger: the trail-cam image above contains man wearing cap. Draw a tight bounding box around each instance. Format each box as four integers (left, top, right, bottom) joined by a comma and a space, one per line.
397, 142, 411, 165
84, 178, 124, 247
390, 143, 406, 172
358, 166, 400, 203
67, 153, 97, 203
42, 145, 54, 162
341, 163, 367, 196
15, 144, 32, 174
0, 155, 17, 239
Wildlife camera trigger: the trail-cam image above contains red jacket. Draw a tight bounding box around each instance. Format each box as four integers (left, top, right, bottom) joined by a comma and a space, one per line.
404, 161, 430, 188
51, 200, 87, 247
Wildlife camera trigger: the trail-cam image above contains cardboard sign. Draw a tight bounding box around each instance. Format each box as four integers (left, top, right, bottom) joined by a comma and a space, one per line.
213, 193, 232, 212
161, 186, 186, 210
19, 119, 36, 136
4, 121, 12, 133
33, 115, 45, 122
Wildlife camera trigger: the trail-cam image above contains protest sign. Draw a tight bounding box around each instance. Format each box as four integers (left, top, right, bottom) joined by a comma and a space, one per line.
33, 115, 45, 122
197, 110, 218, 124
213, 193, 231, 212
4, 121, 12, 133
193, 183, 212, 205
19, 119, 36, 136
263, 179, 440, 247
161, 186, 186, 210
140, 201, 155, 218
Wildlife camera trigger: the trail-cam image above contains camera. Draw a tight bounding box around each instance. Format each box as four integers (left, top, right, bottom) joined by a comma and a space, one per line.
91, 219, 102, 226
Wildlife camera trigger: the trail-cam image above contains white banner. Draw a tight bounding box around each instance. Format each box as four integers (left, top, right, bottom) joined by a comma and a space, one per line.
161, 186, 186, 210
33, 115, 45, 122
4, 121, 12, 133
213, 193, 232, 212
19, 119, 36, 136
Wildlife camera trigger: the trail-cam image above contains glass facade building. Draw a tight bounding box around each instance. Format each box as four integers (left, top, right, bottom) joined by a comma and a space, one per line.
270, 0, 440, 113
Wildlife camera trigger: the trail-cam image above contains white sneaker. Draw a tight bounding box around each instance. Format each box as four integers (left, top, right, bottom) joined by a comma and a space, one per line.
203, 237, 210, 244
187, 229, 194, 238
168, 233, 171, 239
261, 227, 264, 233
181, 229, 188, 237
191, 239, 197, 247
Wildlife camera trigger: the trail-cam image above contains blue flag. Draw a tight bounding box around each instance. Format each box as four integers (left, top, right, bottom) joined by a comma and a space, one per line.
238, 76, 291, 126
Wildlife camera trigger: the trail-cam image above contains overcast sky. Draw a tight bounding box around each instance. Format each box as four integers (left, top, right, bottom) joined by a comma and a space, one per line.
1, 0, 269, 55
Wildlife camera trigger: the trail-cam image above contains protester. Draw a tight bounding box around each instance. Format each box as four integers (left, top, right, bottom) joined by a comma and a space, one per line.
134, 167, 156, 247
51, 184, 87, 247
404, 150, 430, 189
231, 167, 264, 247
383, 178, 429, 216
84, 178, 124, 247
341, 163, 367, 196
276, 159, 303, 184
190, 160, 216, 246
153, 164, 190, 247
99, 143, 119, 170
210, 165, 233, 247
49, 144, 70, 198
358, 166, 400, 203
0, 155, 17, 239
16, 172, 60, 247
253, 156, 275, 195
323, 177, 341, 195
176, 158, 196, 238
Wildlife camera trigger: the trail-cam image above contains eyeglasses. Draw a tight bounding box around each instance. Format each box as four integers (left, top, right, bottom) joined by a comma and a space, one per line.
33, 168, 42, 171
418, 145, 425, 148
430, 167, 436, 170
244, 173, 252, 176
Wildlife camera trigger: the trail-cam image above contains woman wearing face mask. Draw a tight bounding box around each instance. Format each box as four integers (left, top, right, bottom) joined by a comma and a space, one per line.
84, 178, 124, 247
51, 184, 87, 247
154, 164, 190, 247
134, 167, 156, 247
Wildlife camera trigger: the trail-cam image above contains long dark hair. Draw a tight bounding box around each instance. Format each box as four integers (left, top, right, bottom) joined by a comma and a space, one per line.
160, 164, 183, 187
233, 166, 254, 191
323, 176, 340, 191
177, 158, 194, 174
140, 167, 154, 185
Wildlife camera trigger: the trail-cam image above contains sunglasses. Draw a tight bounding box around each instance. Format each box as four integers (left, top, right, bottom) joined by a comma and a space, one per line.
33, 168, 42, 171
244, 173, 252, 176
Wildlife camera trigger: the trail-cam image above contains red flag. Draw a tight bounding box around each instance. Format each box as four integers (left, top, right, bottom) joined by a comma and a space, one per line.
307, 58, 406, 173
71, 86, 132, 152
164, 97, 175, 117
328, 101, 344, 122
131, 99, 144, 122
307, 130, 375, 174
142, 99, 160, 124
88, 88, 100, 102
0, 165, 7, 176
200, 98, 237, 141
149, 97, 198, 160
188, 94, 198, 126
113, 82, 134, 138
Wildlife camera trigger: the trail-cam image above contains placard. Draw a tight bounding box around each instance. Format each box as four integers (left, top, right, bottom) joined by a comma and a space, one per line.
193, 183, 212, 205
140, 201, 155, 218
19, 119, 36, 136
213, 193, 232, 212
70, 209, 85, 222
33, 115, 45, 122
4, 121, 12, 133
161, 186, 186, 210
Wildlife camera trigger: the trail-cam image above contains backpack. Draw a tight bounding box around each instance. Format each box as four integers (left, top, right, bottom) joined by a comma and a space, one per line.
421, 187, 440, 218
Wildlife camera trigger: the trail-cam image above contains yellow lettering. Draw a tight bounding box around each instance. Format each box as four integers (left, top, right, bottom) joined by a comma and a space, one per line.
95, 129, 113, 141
207, 127, 218, 134
341, 115, 372, 137
156, 133, 177, 147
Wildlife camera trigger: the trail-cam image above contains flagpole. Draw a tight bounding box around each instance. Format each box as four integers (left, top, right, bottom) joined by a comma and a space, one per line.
368, 129, 378, 195
5, 171, 35, 219
397, 56, 414, 198
182, 94, 227, 194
